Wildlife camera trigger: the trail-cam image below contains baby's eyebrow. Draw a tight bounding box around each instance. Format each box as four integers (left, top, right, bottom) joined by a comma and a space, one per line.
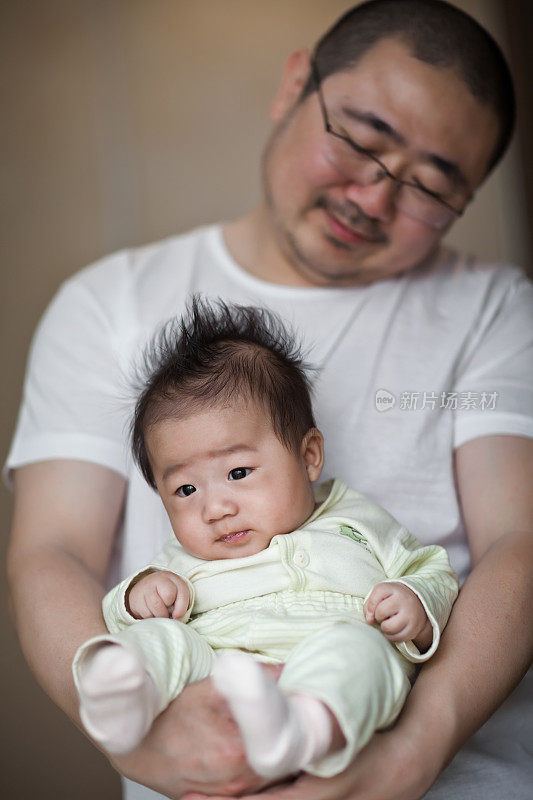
162, 444, 257, 481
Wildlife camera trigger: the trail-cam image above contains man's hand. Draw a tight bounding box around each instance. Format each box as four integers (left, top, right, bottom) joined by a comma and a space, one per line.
110, 670, 282, 800
364, 582, 432, 650
182, 724, 439, 800
127, 570, 190, 620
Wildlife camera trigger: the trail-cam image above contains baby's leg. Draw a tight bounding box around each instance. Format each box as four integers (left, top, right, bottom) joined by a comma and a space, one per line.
213, 621, 411, 779
212, 651, 335, 779
73, 618, 214, 754
278, 621, 411, 776
75, 642, 159, 754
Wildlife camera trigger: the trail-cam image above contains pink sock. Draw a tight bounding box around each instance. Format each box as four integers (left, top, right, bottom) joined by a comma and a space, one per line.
212, 651, 333, 778
77, 643, 159, 754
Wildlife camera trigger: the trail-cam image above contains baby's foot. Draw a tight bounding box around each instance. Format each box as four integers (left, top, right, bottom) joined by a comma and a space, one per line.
77, 643, 159, 754
212, 651, 332, 778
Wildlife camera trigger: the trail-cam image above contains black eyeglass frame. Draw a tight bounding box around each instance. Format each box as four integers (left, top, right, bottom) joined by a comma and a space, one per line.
310, 59, 470, 223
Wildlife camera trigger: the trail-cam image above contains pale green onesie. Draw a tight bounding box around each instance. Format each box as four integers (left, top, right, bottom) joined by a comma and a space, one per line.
73, 479, 458, 776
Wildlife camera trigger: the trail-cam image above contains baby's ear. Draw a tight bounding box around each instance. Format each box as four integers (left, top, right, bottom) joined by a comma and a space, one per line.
301, 427, 324, 482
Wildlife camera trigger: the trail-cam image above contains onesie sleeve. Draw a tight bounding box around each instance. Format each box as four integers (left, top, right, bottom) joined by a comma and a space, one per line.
103, 541, 196, 632
365, 526, 459, 663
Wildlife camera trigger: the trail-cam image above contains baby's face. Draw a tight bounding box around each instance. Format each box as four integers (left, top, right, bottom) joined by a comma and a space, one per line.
145, 401, 323, 560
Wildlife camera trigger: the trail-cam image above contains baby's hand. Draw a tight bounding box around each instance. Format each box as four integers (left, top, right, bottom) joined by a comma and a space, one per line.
364, 581, 432, 650
127, 571, 191, 621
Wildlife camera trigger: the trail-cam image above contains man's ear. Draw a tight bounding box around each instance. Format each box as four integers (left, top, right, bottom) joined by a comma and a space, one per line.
301, 427, 324, 482
269, 49, 312, 121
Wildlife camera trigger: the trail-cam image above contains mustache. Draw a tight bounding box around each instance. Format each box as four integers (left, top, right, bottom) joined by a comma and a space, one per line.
316, 197, 388, 244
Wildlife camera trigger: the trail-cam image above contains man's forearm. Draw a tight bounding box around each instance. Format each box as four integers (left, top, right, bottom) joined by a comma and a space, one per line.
8, 545, 268, 799
7, 544, 108, 723
394, 530, 533, 773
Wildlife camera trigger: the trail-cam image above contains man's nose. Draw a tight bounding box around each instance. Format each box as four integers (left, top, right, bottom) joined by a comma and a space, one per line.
202, 490, 238, 523
343, 175, 397, 223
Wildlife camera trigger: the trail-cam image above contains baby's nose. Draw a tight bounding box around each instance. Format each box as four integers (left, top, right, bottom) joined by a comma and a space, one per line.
202, 491, 238, 523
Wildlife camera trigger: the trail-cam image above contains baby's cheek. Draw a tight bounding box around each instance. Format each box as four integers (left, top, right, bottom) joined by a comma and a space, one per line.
172, 512, 200, 553
256, 499, 289, 536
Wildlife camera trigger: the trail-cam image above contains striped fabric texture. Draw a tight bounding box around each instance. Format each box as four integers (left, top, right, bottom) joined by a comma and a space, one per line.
74, 479, 458, 775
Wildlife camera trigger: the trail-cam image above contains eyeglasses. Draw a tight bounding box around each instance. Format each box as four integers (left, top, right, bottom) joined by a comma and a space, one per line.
311, 60, 470, 230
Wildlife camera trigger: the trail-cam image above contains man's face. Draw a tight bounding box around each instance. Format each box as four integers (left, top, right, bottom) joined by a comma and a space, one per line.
146, 402, 322, 560
261, 38, 500, 287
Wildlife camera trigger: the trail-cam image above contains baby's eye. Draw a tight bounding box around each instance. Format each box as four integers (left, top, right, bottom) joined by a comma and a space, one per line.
228, 467, 252, 481
176, 484, 196, 497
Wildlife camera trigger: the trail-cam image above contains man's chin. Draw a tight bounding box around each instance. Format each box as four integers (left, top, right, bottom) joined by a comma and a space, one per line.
289, 259, 387, 288
284, 230, 390, 287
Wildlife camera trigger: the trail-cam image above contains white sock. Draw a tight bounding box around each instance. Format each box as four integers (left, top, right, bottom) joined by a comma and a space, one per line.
212, 651, 333, 778
77, 643, 160, 754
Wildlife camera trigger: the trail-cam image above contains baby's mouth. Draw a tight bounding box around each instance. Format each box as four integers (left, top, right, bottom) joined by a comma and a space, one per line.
217, 530, 251, 543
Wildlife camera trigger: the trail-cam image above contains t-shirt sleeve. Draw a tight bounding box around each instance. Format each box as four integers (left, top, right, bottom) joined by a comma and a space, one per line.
453, 268, 533, 448
4, 257, 133, 484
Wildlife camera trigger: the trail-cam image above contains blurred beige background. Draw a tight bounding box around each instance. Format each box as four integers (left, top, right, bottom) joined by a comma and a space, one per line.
1, 2, 531, 798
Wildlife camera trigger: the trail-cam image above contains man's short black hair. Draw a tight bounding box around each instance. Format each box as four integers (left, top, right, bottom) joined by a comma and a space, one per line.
301, 0, 515, 173
131, 296, 316, 489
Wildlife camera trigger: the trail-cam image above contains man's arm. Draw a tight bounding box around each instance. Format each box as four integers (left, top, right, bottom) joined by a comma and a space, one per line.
399, 434, 533, 754
7, 459, 265, 799
192, 434, 533, 800
7, 460, 125, 718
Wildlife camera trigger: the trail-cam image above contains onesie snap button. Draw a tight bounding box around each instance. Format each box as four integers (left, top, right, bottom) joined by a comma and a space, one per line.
293, 549, 310, 567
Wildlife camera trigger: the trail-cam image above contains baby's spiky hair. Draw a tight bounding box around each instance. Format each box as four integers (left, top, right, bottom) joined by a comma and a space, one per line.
131, 296, 317, 489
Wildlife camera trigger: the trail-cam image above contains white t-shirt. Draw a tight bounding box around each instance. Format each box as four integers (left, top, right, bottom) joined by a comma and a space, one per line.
6, 224, 533, 799
8, 224, 533, 586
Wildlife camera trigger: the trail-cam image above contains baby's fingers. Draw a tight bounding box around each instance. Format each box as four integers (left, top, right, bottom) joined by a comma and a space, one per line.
129, 594, 151, 619
156, 578, 180, 608
364, 583, 393, 623
373, 594, 403, 624
171, 597, 188, 620
380, 613, 409, 640
146, 587, 174, 617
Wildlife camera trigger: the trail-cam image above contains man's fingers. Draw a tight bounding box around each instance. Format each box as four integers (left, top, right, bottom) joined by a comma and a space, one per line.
182, 784, 296, 800
181, 795, 207, 800
237, 772, 344, 800
182, 795, 224, 800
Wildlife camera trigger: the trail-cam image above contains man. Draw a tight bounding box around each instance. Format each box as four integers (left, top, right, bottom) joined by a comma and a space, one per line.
6, 2, 533, 799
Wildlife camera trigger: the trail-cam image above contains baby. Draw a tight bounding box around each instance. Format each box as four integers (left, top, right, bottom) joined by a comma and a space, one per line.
73, 297, 458, 780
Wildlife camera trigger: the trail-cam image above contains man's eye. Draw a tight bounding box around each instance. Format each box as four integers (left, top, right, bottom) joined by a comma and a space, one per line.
331, 128, 370, 156
411, 177, 447, 202
176, 484, 196, 497
343, 136, 372, 156
228, 467, 252, 481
